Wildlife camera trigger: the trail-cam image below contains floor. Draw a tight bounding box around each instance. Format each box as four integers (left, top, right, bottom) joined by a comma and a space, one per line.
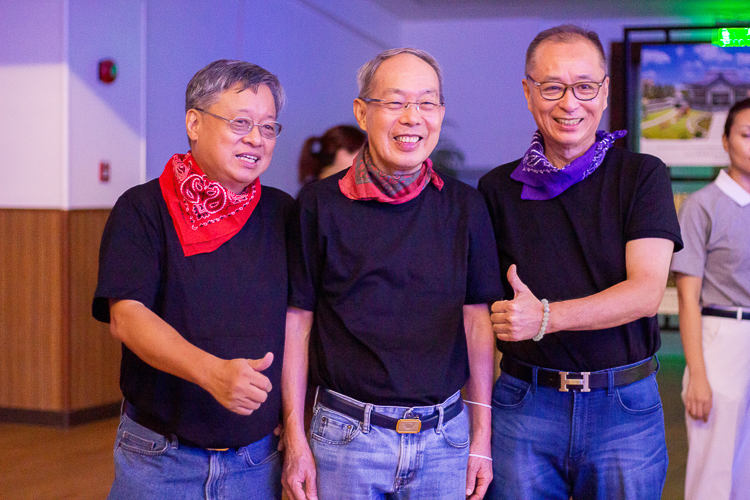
0, 342, 688, 499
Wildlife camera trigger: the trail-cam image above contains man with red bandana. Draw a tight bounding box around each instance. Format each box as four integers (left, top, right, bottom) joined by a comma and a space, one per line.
92, 60, 291, 499
478, 25, 683, 499
282, 48, 501, 500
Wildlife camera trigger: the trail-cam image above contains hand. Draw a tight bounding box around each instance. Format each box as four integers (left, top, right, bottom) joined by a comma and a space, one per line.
282, 436, 318, 500
274, 423, 285, 451
466, 454, 492, 499
683, 372, 712, 423
207, 352, 274, 415
491, 265, 544, 342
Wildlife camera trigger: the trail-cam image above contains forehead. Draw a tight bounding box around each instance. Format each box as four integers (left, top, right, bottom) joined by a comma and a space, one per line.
371, 53, 439, 95
214, 84, 276, 116
531, 39, 605, 79
732, 108, 750, 126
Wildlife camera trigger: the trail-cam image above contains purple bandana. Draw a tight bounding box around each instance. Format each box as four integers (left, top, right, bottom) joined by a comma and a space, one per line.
511, 129, 627, 200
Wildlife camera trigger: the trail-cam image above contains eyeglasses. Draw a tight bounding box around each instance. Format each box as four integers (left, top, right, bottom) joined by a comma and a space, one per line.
195, 108, 283, 139
526, 75, 606, 101
360, 98, 444, 116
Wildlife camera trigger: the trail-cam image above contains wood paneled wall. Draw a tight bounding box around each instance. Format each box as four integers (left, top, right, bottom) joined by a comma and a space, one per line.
0, 209, 120, 423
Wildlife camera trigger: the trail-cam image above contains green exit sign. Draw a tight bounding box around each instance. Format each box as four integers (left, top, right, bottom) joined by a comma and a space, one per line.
712, 28, 750, 47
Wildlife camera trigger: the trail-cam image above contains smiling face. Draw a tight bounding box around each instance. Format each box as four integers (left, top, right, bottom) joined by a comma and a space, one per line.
523, 38, 609, 168
186, 84, 277, 194
353, 53, 444, 175
723, 108, 750, 184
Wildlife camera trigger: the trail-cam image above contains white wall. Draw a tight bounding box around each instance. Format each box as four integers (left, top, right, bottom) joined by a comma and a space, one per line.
401, 14, 723, 173
145, 0, 400, 196
0, 0, 67, 208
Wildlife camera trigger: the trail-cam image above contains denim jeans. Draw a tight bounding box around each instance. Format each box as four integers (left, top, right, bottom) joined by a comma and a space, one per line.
488, 359, 668, 500
107, 412, 281, 500
310, 389, 470, 499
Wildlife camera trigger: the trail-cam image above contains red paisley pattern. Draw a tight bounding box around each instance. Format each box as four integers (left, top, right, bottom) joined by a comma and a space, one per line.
159, 152, 260, 256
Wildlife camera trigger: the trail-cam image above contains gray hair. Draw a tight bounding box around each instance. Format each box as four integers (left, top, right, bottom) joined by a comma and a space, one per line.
525, 25, 606, 76
185, 59, 285, 116
357, 48, 444, 104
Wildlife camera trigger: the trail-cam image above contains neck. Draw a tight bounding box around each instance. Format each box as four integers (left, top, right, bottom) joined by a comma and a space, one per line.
727, 166, 750, 194
545, 141, 595, 169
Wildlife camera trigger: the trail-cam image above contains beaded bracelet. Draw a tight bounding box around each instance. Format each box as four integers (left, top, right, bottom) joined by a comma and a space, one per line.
532, 299, 549, 342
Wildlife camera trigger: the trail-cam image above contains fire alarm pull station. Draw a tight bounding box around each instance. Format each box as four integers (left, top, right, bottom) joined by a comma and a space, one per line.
99, 161, 110, 182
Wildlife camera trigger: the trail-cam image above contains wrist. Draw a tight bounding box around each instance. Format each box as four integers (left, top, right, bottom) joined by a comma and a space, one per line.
532, 299, 550, 341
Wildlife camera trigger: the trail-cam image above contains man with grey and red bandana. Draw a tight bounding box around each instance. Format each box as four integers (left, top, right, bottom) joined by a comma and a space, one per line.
478, 25, 683, 499
282, 48, 502, 500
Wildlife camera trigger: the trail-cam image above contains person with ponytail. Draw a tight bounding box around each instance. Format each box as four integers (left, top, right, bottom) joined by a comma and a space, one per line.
298, 125, 365, 184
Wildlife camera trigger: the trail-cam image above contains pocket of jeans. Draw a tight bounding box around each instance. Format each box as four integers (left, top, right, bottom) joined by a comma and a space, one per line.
310, 406, 361, 445
615, 374, 662, 414
241, 435, 282, 467
492, 372, 530, 409
116, 415, 170, 456
440, 406, 470, 449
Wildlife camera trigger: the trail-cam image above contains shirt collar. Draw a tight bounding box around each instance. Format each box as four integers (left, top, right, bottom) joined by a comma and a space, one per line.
715, 169, 750, 207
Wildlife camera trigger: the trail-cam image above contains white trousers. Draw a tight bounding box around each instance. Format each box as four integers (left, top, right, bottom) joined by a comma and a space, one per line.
683, 315, 750, 500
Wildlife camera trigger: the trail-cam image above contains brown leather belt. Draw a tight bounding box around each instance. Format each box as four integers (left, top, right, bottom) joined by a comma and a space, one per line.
500, 356, 657, 392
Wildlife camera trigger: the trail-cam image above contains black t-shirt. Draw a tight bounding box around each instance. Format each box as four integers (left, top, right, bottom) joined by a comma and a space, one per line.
288, 171, 503, 406
478, 147, 683, 372
92, 178, 293, 449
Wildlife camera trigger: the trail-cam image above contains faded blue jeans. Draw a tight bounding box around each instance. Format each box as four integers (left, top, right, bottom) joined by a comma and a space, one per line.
488, 359, 668, 500
310, 389, 470, 499
107, 412, 281, 500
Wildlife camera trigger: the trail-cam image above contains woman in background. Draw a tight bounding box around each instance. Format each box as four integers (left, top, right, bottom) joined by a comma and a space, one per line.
298, 125, 365, 184
671, 97, 750, 500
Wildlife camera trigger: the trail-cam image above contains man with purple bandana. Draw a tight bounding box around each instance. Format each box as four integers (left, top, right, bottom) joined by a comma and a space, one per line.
282, 48, 501, 500
478, 25, 682, 499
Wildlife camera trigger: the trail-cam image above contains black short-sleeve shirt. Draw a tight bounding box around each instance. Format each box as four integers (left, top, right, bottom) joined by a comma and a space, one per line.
288, 172, 503, 406
478, 147, 682, 372
92, 178, 293, 449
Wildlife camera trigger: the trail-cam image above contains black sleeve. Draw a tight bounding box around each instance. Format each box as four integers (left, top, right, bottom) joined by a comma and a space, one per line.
286, 191, 319, 312
625, 154, 683, 252
92, 188, 163, 323
465, 190, 503, 304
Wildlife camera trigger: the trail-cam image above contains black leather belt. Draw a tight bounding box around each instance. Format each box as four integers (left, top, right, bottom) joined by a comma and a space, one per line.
123, 401, 225, 450
316, 390, 463, 434
500, 356, 656, 392
702, 306, 750, 321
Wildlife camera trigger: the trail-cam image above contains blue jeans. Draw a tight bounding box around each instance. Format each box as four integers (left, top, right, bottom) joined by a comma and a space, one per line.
108, 412, 281, 500
310, 389, 470, 499
488, 359, 668, 500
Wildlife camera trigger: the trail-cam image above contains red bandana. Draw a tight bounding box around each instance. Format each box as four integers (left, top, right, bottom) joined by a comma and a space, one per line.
159, 152, 260, 256
338, 143, 443, 204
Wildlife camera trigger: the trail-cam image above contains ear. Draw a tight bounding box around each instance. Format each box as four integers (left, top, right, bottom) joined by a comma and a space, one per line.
601, 76, 610, 112
186, 109, 201, 143
722, 133, 729, 153
353, 98, 368, 133
522, 78, 532, 113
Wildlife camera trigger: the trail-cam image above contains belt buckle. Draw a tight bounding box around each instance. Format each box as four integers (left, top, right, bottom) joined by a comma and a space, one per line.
559, 371, 590, 392
396, 417, 421, 434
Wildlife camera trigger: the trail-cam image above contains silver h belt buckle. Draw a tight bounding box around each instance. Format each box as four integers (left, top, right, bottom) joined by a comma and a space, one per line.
559, 371, 591, 392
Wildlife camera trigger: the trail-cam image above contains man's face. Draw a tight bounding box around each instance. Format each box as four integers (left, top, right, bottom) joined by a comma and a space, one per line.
523, 39, 609, 165
353, 53, 445, 175
186, 84, 276, 194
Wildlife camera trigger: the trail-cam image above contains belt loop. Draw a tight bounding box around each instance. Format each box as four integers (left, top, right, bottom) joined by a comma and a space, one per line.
738, 307, 744, 321
435, 405, 445, 435
120, 398, 126, 417
607, 369, 615, 396
314, 386, 321, 408
532, 366, 538, 393
362, 403, 372, 434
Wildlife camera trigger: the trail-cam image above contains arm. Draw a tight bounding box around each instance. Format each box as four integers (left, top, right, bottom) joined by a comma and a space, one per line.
462, 303, 494, 500
675, 273, 712, 422
492, 237, 674, 341
108, 299, 273, 414
281, 307, 318, 500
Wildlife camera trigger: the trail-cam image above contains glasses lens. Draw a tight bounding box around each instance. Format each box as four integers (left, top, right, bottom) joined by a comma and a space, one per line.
259, 122, 282, 139
573, 83, 599, 100
417, 102, 439, 114
229, 118, 252, 135
539, 83, 564, 100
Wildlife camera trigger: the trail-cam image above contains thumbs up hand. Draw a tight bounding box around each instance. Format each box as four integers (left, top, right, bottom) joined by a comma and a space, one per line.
490, 265, 546, 342
207, 352, 275, 415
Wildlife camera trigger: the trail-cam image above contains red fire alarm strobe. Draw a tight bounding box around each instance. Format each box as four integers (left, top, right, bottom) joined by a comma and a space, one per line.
98, 59, 117, 84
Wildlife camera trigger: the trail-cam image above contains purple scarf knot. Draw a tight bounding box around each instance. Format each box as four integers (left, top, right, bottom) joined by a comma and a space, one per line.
511, 129, 627, 200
